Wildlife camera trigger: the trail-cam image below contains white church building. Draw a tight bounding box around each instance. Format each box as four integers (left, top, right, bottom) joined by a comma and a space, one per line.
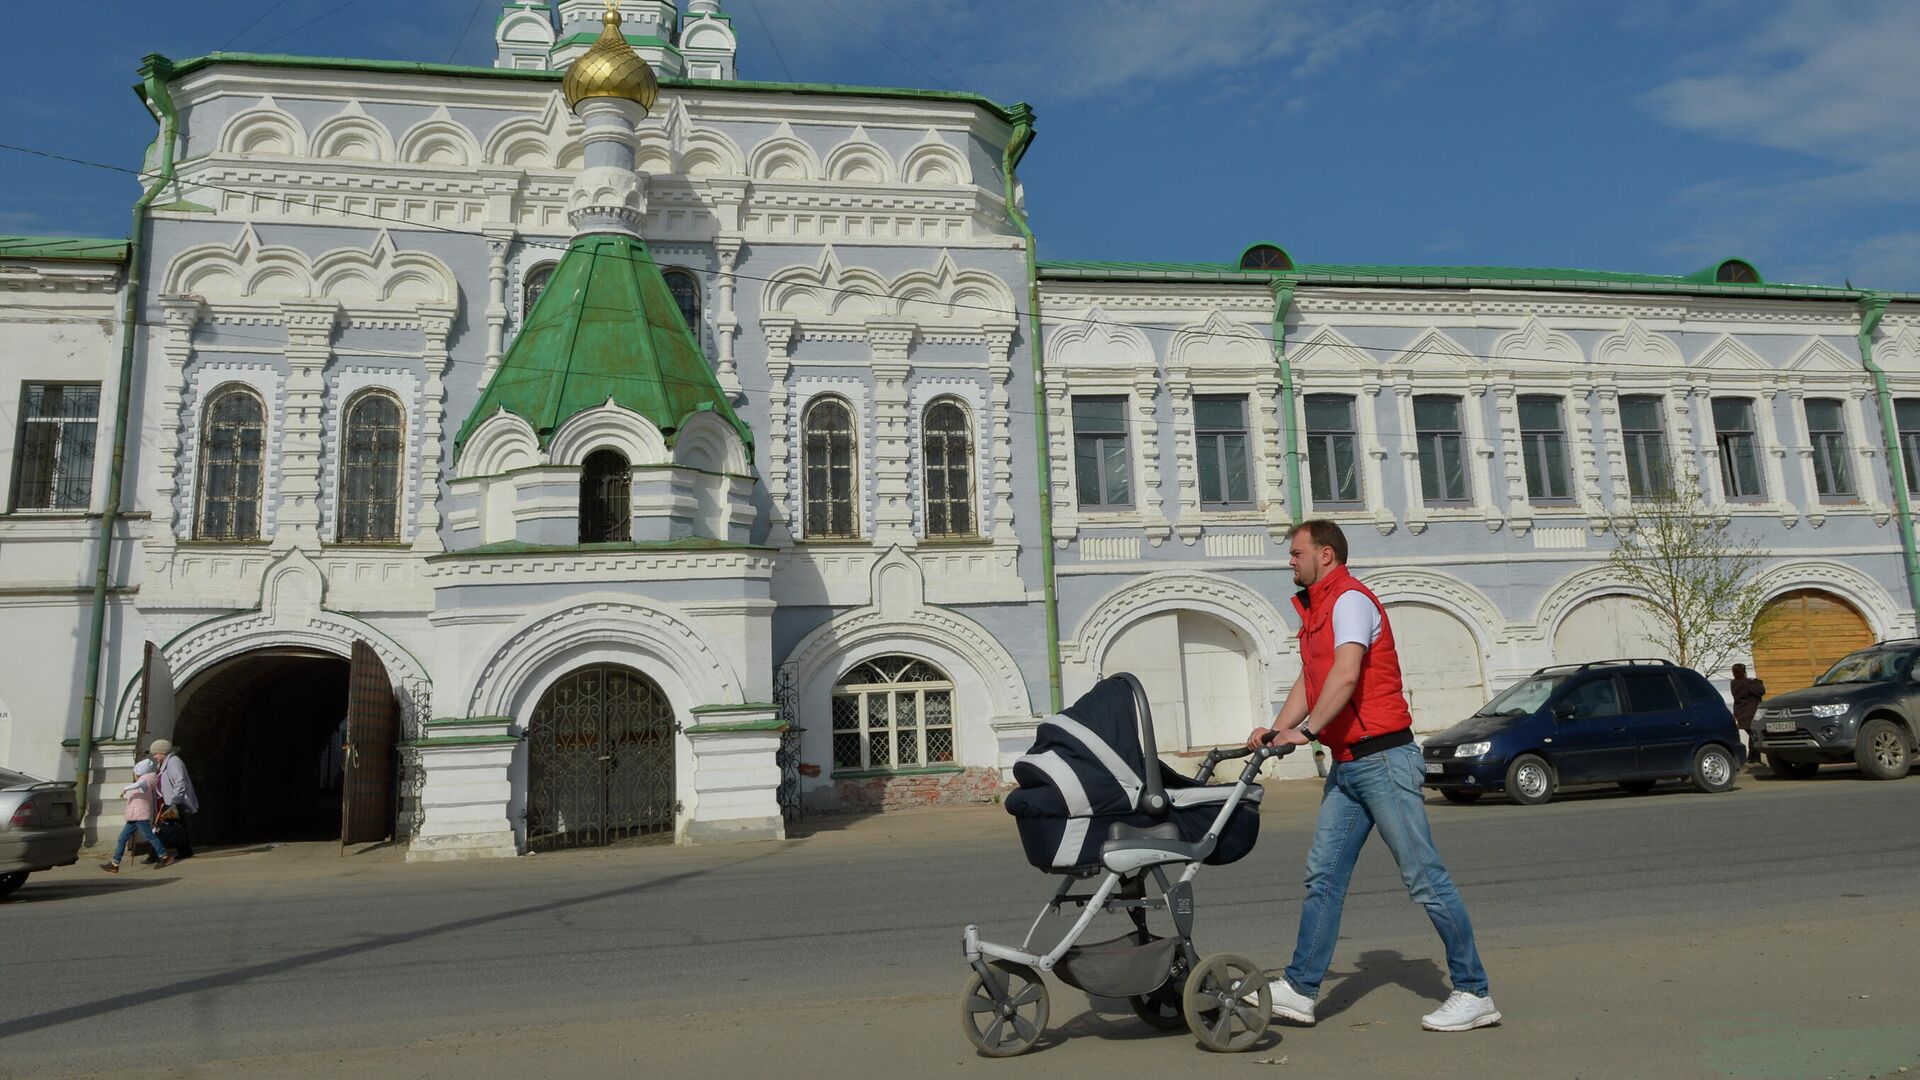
2, 1, 1917, 860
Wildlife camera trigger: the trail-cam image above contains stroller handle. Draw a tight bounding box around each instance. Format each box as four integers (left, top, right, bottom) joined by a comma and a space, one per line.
1112, 672, 1170, 816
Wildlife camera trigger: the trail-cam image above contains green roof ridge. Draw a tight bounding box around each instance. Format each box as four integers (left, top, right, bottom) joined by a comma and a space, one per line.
454, 232, 752, 462
0, 235, 131, 262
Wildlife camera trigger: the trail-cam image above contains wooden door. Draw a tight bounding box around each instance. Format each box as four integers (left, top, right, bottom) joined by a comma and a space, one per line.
135, 641, 177, 755
1752, 590, 1874, 694
340, 640, 398, 847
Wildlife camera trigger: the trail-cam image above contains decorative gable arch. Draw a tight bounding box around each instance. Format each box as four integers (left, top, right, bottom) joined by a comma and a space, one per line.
823, 126, 897, 184
220, 97, 307, 157
310, 102, 394, 163
398, 107, 481, 168
1392, 327, 1476, 369
1694, 334, 1771, 371
1493, 316, 1582, 369
748, 123, 821, 181
547, 398, 670, 468
1787, 337, 1859, 374
457, 408, 541, 478
901, 130, 970, 186
1047, 306, 1156, 370
1290, 325, 1375, 373
1596, 319, 1684, 369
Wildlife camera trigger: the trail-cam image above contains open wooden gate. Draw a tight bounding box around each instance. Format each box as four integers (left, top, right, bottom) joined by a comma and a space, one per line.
134, 641, 177, 755
1753, 589, 1875, 694
340, 640, 399, 848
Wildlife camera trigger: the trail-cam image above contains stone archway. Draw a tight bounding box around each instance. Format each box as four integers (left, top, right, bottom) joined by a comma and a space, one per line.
524, 663, 677, 851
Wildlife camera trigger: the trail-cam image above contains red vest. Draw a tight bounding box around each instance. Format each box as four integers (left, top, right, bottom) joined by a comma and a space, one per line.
1291, 564, 1414, 762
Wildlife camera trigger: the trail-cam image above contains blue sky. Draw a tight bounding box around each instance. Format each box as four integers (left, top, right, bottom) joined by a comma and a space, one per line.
3, 0, 1916, 289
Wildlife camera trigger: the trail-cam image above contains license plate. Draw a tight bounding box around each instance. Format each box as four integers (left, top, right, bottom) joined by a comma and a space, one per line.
1425, 763, 1444, 774
1765, 721, 1795, 734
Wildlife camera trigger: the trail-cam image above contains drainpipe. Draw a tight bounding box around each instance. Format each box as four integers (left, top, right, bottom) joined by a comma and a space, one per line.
1269, 279, 1303, 523
75, 55, 179, 821
1000, 104, 1062, 713
1856, 292, 1920, 616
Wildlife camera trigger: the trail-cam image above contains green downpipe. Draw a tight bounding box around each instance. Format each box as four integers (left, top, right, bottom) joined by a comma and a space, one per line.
1856, 293, 1920, 614
1000, 104, 1062, 713
75, 55, 178, 821
1269, 280, 1303, 523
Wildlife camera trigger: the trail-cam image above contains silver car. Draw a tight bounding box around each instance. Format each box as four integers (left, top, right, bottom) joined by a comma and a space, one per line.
0, 767, 83, 899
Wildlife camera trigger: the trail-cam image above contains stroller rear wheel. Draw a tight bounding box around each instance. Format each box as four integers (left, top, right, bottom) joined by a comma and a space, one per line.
1182, 954, 1270, 1053
961, 961, 1049, 1057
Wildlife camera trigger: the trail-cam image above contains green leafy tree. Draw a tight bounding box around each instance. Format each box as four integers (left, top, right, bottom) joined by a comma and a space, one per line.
1604, 466, 1775, 678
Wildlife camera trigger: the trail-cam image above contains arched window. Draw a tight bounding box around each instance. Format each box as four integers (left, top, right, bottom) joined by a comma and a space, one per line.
1238, 243, 1294, 271
579, 448, 631, 543
523, 262, 557, 322
921, 397, 975, 537
338, 391, 405, 543
802, 397, 858, 539
662, 267, 701, 339
196, 386, 267, 541
831, 656, 955, 771
1716, 259, 1761, 284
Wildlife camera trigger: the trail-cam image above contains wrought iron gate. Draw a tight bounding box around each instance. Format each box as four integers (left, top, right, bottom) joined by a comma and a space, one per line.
773, 664, 805, 822
527, 664, 678, 851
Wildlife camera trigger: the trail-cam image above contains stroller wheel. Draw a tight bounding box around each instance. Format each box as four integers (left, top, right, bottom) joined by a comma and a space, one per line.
1128, 989, 1187, 1031
961, 961, 1049, 1057
1182, 954, 1271, 1053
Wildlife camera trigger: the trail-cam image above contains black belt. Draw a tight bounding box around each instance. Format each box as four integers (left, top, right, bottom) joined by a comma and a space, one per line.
1347, 727, 1414, 759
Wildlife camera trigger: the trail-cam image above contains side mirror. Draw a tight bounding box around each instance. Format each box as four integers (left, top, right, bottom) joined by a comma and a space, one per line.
1552, 702, 1577, 721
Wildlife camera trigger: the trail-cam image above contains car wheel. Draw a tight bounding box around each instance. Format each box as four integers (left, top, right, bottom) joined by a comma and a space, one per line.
1768, 755, 1818, 780
1854, 719, 1912, 781
1691, 744, 1737, 793
1440, 789, 1482, 805
1617, 779, 1657, 794
1505, 754, 1555, 806
0, 870, 27, 899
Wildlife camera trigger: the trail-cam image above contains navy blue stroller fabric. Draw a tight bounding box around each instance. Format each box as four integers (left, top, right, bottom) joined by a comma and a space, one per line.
1005, 674, 1263, 870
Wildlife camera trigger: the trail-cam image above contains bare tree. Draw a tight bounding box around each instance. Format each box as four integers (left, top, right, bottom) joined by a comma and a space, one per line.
1604, 466, 1775, 678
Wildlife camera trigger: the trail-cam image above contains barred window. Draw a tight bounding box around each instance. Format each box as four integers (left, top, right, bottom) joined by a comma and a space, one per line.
196, 386, 267, 541
831, 656, 956, 771
803, 397, 859, 538
922, 397, 975, 537
10, 382, 99, 511
579, 448, 632, 543
662, 268, 701, 340
337, 391, 404, 543
522, 263, 556, 323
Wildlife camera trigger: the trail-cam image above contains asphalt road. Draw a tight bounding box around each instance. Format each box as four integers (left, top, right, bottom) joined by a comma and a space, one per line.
4, 769, 1919, 1079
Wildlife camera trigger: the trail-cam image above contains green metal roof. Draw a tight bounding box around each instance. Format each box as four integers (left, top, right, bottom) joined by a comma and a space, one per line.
454, 232, 751, 460
157, 52, 1021, 124
0, 235, 130, 262
1038, 258, 1920, 302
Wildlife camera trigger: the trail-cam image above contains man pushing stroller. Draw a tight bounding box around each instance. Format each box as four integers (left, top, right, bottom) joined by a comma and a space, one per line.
1247, 520, 1501, 1033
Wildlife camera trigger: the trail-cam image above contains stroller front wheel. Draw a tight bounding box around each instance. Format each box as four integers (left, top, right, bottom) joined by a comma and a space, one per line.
1182, 953, 1271, 1053
961, 960, 1049, 1057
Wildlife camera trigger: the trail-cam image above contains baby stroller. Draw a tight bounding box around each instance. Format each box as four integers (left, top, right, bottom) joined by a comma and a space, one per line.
960, 673, 1293, 1056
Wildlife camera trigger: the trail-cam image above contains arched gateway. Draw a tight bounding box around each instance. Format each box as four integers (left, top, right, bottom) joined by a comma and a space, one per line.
525, 663, 678, 850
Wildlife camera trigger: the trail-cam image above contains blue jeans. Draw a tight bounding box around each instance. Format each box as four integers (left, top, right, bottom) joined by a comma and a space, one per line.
112, 820, 168, 863
1283, 741, 1489, 998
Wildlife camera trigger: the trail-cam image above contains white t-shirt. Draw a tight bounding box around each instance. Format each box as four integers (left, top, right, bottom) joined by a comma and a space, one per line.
1331, 591, 1382, 649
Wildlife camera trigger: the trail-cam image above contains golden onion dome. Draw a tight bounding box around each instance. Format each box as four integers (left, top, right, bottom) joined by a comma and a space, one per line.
562, 4, 659, 111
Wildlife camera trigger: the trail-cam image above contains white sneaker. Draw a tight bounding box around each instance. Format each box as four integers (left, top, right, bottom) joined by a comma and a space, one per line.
1421, 990, 1501, 1032
1248, 977, 1315, 1025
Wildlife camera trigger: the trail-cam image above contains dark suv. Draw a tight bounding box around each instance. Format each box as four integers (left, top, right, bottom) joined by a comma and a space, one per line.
1421, 659, 1745, 806
1751, 641, 1919, 781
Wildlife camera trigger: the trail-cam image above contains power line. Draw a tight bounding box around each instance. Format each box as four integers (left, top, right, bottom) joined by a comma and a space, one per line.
219, 0, 299, 51
254, 0, 371, 52
447, 0, 492, 65
741, 0, 794, 82
816, 0, 954, 90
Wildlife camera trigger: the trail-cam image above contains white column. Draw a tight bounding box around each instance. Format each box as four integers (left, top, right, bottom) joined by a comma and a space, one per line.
1569, 382, 1607, 527
760, 316, 796, 545
1494, 384, 1531, 535
867, 321, 916, 546
1786, 383, 1823, 525
406, 718, 520, 862
1755, 387, 1796, 526
713, 236, 744, 401
1392, 378, 1426, 533
1693, 384, 1726, 508
1846, 387, 1889, 521
482, 231, 511, 388
1134, 371, 1173, 546
1045, 373, 1077, 545
277, 300, 339, 550
1166, 365, 1201, 544
1357, 378, 1394, 535
1595, 386, 1632, 508
153, 298, 203, 547
415, 304, 456, 553
1465, 375, 1501, 532
1253, 374, 1288, 539
984, 322, 1018, 543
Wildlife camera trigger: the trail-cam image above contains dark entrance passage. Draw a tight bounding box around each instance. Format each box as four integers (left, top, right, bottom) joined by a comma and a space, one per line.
173, 650, 351, 845
526, 664, 678, 851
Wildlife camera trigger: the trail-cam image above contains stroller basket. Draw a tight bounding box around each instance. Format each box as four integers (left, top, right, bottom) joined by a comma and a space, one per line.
1053, 930, 1180, 998
1004, 674, 1262, 871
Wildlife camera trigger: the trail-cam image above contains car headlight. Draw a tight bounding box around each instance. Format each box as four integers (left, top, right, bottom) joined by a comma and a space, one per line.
1809, 703, 1851, 718
1455, 742, 1492, 758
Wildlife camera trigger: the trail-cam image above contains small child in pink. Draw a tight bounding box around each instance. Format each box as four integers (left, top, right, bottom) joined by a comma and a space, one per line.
101, 759, 172, 873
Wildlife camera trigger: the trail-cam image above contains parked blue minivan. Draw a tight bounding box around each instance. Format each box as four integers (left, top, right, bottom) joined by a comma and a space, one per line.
1420, 659, 1746, 805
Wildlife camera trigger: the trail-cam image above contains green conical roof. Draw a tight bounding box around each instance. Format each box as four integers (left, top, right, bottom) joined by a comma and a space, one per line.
455, 233, 751, 462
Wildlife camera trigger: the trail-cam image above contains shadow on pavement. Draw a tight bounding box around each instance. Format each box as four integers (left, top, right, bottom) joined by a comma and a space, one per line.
0, 848, 770, 1041
1315, 950, 1448, 1022
2, 877, 177, 904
